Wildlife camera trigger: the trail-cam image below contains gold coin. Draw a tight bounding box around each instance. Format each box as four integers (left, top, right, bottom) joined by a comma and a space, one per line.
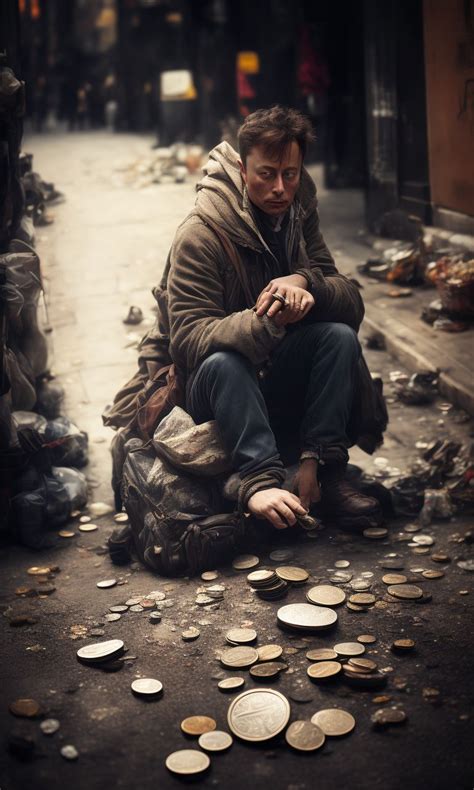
306, 585, 346, 607
334, 642, 366, 658
247, 569, 275, 584
114, 513, 129, 523
275, 566, 309, 583
348, 657, 378, 672
257, 644, 283, 662
392, 638, 415, 651
422, 570, 444, 579
363, 527, 388, 539
181, 716, 216, 736
387, 584, 423, 600
58, 530, 75, 538
431, 553, 450, 563
285, 720, 325, 752
220, 646, 259, 669
334, 560, 350, 568
305, 648, 338, 661
165, 749, 210, 776
27, 566, 51, 576
307, 661, 342, 680
412, 535, 434, 546
357, 634, 376, 644
232, 554, 259, 571
250, 662, 284, 679
198, 730, 233, 753
412, 547, 430, 555
226, 628, 257, 645
9, 698, 41, 718
382, 574, 407, 585
218, 677, 245, 692
311, 708, 356, 736
78, 523, 98, 533
201, 571, 218, 581
348, 593, 376, 606
347, 602, 366, 612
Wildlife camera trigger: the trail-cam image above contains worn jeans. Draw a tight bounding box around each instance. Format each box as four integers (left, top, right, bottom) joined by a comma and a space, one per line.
187, 322, 360, 478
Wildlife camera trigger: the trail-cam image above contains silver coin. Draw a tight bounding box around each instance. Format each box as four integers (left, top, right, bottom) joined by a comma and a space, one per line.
198, 730, 233, 752
78, 523, 98, 533
228, 689, 290, 742
105, 613, 121, 622
96, 579, 117, 589
201, 571, 219, 581
40, 718, 60, 735
285, 720, 325, 752
306, 585, 346, 607
182, 627, 200, 641
226, 628, 257, 645
165, 749, 210, 777
220, 646, 259, 669
129, 604, 144, 612
412, 535, 435, 546
77, 639, 124, 663
109, 605, 128, 613
334, 560, 350, 568
131, 678, 163, 697
457, 559, 474, 572
311, 708, 356, 736
149, 612, 162, 624
125, 598, 142, 606
218, 677, 245, 692
330, 571, 353, 583
61, 745, 79, 761
269, 549, 294, 562
277, 603, 337, 631
333, 642, 366, 658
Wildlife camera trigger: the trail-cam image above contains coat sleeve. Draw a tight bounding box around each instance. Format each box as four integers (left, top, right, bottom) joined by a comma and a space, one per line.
294, 204, 365, 331
168, 222, 285, 373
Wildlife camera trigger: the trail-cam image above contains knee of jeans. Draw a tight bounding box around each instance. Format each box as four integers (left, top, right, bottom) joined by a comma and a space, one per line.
323, 323, 360, 355
199, 350, 252, 380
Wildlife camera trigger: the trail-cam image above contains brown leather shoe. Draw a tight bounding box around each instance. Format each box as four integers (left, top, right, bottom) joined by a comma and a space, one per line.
320, 468, 384, 531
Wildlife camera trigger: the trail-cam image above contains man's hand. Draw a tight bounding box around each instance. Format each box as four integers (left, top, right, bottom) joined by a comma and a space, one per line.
255, 275, 315, 326
247, 487, 308, 530
293, 458, 321, 511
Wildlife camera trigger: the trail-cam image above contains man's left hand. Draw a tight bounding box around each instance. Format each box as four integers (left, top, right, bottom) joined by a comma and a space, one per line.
255, 275, 314, 326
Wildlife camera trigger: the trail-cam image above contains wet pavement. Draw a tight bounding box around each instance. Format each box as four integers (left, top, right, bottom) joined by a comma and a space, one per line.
0, 132, 473, 790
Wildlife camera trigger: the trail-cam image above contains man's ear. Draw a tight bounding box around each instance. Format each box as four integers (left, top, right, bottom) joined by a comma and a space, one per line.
238, 159, 247, 183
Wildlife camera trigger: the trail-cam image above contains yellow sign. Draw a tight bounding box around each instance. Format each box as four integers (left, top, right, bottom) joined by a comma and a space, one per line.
237, 52, 260, 75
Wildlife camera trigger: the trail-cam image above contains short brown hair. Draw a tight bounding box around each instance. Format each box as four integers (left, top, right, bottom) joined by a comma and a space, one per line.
238, 105, 315, 164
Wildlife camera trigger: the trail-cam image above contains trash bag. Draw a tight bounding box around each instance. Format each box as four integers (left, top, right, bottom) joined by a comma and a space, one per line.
4, 348, 36, 410
44, 417, 89, 467
50, 466, 87, 511
11, 472, 72, 548
12, 409, 48, 433
35, 377, 64, 419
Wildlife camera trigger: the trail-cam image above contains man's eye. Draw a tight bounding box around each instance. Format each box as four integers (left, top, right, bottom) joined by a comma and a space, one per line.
259, 171, 271, 179
284, 172, 297, 180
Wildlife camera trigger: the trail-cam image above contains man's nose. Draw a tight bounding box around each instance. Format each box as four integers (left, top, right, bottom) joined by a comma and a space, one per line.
272, 174, 284, 194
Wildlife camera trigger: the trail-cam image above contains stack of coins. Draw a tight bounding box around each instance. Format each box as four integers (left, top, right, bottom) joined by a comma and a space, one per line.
246, 569, 288, 600
275, 566, 309, 587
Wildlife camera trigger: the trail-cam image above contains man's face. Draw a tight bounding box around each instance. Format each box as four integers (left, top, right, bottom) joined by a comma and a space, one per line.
240, 141, 302, 216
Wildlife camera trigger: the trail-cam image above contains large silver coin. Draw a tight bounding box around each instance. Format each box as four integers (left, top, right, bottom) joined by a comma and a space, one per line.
285, 720, 325, 752
131, 678, 163, 697
77, 639, 124, 663
228, 689, 290, 742
311, 708, 356, 736
306, 585, 346, 607
220, 646, 259, 669
277, 603, 337, 631
198, 730, 233, 753
165, 749, 210, 777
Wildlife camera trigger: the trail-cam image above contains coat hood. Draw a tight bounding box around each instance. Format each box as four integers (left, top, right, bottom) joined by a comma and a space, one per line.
194, 141, 318, 250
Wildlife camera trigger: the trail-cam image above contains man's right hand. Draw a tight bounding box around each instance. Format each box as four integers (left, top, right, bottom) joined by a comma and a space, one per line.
247, 488, 308, 529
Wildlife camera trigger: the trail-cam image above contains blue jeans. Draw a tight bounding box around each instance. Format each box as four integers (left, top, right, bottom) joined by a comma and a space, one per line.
187, 322, 360, 478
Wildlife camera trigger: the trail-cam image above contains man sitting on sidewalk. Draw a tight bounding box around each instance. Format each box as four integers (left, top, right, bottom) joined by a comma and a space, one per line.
167, 105, 384, 532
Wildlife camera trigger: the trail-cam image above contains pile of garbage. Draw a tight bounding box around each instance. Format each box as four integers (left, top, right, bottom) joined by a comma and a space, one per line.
114, 143, 204, 189
422, 256, 474, 331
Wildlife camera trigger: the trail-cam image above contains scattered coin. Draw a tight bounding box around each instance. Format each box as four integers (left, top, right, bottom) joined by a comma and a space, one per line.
58, 530, 76, 538
382, 574, 408, 585
228, 689, 290, 742
198, 730, 233, 753
277, 603, 338, 632
387, 584, 423, 600
247, 569, 275, 585
269, 549, 294, 562
218, 677, 245, 692
232, 554, 260, 571
334, 560, 350, 568
226, 628, 257, 645
77, 639, 124, 664
348, 593, 376, 606
357, 634, 376, 644
205, 584, 226, 599
404, 523, 421, 533
285, 720, 325, 752
182, 627, 200, 642
181, 716, 217, 736
330, 571, 353, 583
131, 678, 163, 697
457, 560, 474, 572
139, 599, 156, 610
350, 580, 372, 591
306, 585, 346, 607
129, 604, 144, 612
392, 639, 415, 652
305, 648, 338, 661
9, 699, 41, 718
371, 708, 407, 728
27, 566, 50, 576
347, 602, 367, 612
412, 535, 434, 546
412, 547, 430, 555
195, 594, 215, 606
307, 661, 342, 681
343, 668, 388, 689
220, 646, 259, 669
363, 528, 388, 539
311, 708, 356, 737
40, 719, 60, 735
257, 644, 283, 662
96, 579, 117, 589
105, 613, 121, 623
79, 523, 98, 532
165, 749, 210, 777
422, 570, 445, 580
61, 745, 79, 761
250, 662, 284, 680
79, 516, 91, 523
288, 687, 315, 704
380, 560, 405, 570
276, 566, 309, 583
201, 571, 218, 581
348, 658, 378, 672
125, 598, 141, 606
334, 642, 366, 658
432, 554, 450, 563
149, 612, 162, 624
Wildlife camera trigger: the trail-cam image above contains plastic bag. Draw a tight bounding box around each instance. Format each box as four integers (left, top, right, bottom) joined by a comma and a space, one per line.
50, 466, 87, 511
35, 378, 65, 419
44, 417, 89, 467
12, 410, 48, 433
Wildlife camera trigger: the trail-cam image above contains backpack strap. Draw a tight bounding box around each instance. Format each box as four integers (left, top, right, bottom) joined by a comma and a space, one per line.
202, 216, 255, 308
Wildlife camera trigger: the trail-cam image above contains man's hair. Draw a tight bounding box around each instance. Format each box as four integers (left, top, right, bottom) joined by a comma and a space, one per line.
238, 105, 315, 164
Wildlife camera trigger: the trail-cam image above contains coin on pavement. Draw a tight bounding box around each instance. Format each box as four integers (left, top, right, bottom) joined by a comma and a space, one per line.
277, 603, 338, 631
96, 579, 117, 589
9, 699, 41, 718
276, 566, 309, 583
27, 566, 51, 576
227, 689, 290, 742
226, 628, 257, 645
114, 513, 129, 523
250, 662, 284, 679
371, 708, 407, 728
131, 678, 163, 697
165, 749, 210, 776
334, 642, 366, 658
348, 657, 377, 672
306, 585, 346, 607
77, 639, 124, 663
307, 661, 341, 680
387, 584, 423, 600
257, 644, 283, 662
392, 638, 415, 651
232, 555, 259, 571
220, 646, 259, 669
182, 627, 200, 641
357, 634, 376, 644
79, 523, 98, 532
285, 720, 325, 752
198, 730, 233, 753
218, 677, 245, 692
201, 571, 218, 581
382, 574, 407, 585
181, 716, 216, 736
348, 593, 376, 606
247, 569, 275, 584
334, 560, 350, 568
412, 534, 434, 545
363, 527, 388, 539
306, 648, 338, 662
269, 549, 294, 562
422, 570, 444, 579
311, 708, 356, 736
